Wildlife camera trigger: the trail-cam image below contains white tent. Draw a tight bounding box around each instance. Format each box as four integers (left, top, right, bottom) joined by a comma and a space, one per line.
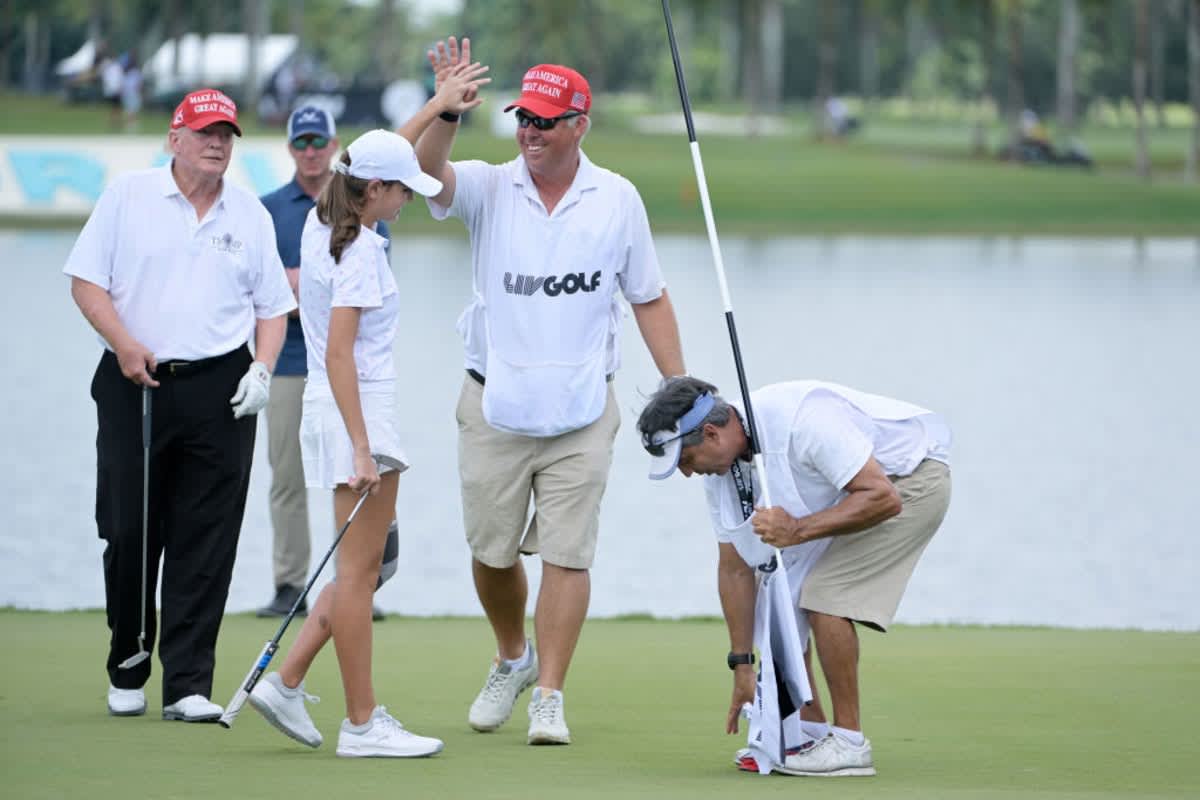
147, 33, 298, 98
55, 39, 97, 78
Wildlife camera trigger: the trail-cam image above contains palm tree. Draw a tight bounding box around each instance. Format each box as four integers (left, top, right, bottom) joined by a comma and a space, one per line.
1005, 0, 1026, 156
1189, 0, 1200, 181
1133, 0, 1151, 180
814, 0, 840, 136
242, 0, 267, 114
761, 0, 785, 113
1056, 0, 1081, 136
740, 0, 765, 131
974, 0, 997, 157
859, 0, 882, 109
1150, 0, 1166, 129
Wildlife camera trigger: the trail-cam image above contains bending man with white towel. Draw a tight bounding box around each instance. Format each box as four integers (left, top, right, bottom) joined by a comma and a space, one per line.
637, 376, 952, 777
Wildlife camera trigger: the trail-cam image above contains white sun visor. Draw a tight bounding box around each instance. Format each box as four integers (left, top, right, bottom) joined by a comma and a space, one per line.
644, 393, 715, 480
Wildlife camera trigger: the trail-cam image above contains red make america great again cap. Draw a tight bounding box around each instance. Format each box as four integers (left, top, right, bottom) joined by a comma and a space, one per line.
171, 89, 243, 136
504, 64, 591, 118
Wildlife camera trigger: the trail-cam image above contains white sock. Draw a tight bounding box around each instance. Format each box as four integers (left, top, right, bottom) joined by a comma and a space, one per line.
801, 720, 830, 740
345, 708, 378, 733
833, 725, 865, 746
503, 641, 533, 670
533, 687, 562, 702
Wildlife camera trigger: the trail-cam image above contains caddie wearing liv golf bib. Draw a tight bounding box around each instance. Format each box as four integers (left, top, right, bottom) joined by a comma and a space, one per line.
415, 37, 686, 745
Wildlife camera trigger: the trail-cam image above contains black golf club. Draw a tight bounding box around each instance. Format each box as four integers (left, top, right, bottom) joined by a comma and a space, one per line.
661, 0, 779, 530
117, 384, 152, 670
218, 454, 404, 728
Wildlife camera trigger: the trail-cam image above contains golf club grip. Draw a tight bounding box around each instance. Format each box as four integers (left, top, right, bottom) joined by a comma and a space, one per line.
217, 640, 276, 729
142, 385, 151, 446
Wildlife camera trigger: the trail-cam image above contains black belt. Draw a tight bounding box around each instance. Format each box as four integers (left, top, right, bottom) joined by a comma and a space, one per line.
467, 368, 613, 386
157, 345, 246, 378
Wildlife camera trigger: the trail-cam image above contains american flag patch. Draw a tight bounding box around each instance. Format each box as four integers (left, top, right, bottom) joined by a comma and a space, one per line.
571, 91, 587, 109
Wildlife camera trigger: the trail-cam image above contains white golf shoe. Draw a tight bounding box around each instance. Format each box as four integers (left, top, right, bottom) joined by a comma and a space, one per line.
734, 740, 818, 772
468, 649, 539, 732
107, 685, 146, 717
162, 694, 222, 723
776, 733, 876, 777
336, 706, 444, 758
249, 672, 323, 748
527, 687, 571, 745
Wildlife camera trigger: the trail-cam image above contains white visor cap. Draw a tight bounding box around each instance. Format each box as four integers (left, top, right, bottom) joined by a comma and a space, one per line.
645, 393, 716, 480
338, 129, 443, 197
647, 436, 685, 481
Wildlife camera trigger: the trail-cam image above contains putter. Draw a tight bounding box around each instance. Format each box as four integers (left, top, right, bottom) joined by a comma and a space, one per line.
218, 454, 403, 728
118, 385, 152, 670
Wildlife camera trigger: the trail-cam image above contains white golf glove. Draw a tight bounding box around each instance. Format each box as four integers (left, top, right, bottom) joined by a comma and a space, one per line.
230, 361, 271, 419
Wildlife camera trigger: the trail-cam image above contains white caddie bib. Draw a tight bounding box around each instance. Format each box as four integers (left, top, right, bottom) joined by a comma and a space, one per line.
479, 268, 619, 437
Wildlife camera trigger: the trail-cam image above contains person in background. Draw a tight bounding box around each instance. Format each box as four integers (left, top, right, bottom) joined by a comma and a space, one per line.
64, 89, 295, 722
119, 51, 142, 132
101, 51, 124, 128
416, 37, 685, 746
257, 106, 391, 623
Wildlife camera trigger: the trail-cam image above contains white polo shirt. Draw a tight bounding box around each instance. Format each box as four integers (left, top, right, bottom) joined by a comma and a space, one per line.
298, 209, 398, 389
706, 382, 953, 545
63, 165, 295, 361
427, 151, 665, 377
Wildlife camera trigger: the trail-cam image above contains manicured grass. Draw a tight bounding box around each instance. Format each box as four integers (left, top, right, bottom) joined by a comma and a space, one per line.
1, 611, 1197, 799
2, 91, 1197, 236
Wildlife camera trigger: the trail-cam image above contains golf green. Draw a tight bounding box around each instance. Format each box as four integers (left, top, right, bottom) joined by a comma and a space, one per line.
1, 611, 1195, 799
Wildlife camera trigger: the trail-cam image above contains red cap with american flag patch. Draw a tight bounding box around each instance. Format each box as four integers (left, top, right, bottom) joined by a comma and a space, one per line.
504, 64, 591, 119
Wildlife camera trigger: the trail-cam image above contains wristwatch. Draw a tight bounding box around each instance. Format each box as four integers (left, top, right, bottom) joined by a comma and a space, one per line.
727, 651, 756, 670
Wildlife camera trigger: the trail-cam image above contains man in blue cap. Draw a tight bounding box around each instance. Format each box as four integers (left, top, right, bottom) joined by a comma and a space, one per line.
257, 105, 393, 620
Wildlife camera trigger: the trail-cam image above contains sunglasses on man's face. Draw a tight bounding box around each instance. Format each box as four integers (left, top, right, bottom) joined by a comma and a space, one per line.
514, 110, 582, 131
291, 135, 330, 151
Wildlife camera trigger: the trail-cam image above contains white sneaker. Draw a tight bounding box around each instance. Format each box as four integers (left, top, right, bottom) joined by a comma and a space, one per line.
162, 694, 223, 723
527, 687, 570, 745
336, 706, 444, 758
776, 733, 876, 777
107, 685, 146, 717
734, 739, 818, 772
249, 672, 322, 748
468, 649, 539, 732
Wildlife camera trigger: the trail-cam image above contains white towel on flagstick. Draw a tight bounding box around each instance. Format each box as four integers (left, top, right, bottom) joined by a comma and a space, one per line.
743, 544, 827, 775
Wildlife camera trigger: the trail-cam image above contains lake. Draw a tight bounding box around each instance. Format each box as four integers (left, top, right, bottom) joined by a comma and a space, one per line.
3, 231, 1197, 631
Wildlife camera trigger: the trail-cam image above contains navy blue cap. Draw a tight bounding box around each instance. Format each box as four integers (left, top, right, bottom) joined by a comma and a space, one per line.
287, 106, 336, 141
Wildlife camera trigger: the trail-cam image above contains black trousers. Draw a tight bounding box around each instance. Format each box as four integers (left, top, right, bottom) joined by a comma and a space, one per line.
93, 346, 255, 704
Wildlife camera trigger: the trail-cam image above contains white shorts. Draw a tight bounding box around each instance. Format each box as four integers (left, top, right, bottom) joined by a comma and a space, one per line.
300, 380, 409, 489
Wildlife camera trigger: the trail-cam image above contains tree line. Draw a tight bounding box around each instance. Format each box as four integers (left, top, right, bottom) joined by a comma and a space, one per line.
4, 0, 1198, 178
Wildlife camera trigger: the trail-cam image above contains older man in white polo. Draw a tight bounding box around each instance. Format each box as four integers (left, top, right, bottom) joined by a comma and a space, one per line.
65, 88, 295, 722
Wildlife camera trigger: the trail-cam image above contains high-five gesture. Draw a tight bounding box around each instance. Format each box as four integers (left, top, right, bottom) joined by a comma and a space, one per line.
431, 54, 490, 116
428, 36, 480, 105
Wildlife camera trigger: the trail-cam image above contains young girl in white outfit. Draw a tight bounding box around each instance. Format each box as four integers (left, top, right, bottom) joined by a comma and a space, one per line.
247, 61, 489, 758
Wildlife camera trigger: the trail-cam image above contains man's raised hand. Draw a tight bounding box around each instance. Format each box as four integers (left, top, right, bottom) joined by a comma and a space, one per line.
437, 63, 489, 116
427, 36, 479, 105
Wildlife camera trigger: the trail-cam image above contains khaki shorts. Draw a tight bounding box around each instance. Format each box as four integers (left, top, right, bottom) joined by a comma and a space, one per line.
800, 459, 951, 632
456, 375, 621, 569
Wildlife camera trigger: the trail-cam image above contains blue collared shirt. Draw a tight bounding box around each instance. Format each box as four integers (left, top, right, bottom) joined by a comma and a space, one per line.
260, 176, 390, 375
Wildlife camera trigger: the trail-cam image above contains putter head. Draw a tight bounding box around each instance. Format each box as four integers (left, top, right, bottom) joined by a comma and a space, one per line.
118, 650, 150, 670
371, 453, 407, 473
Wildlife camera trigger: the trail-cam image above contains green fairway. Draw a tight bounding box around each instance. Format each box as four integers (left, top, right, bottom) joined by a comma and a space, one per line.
1, 611, 1196, 799
2, 91, 1196, 236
